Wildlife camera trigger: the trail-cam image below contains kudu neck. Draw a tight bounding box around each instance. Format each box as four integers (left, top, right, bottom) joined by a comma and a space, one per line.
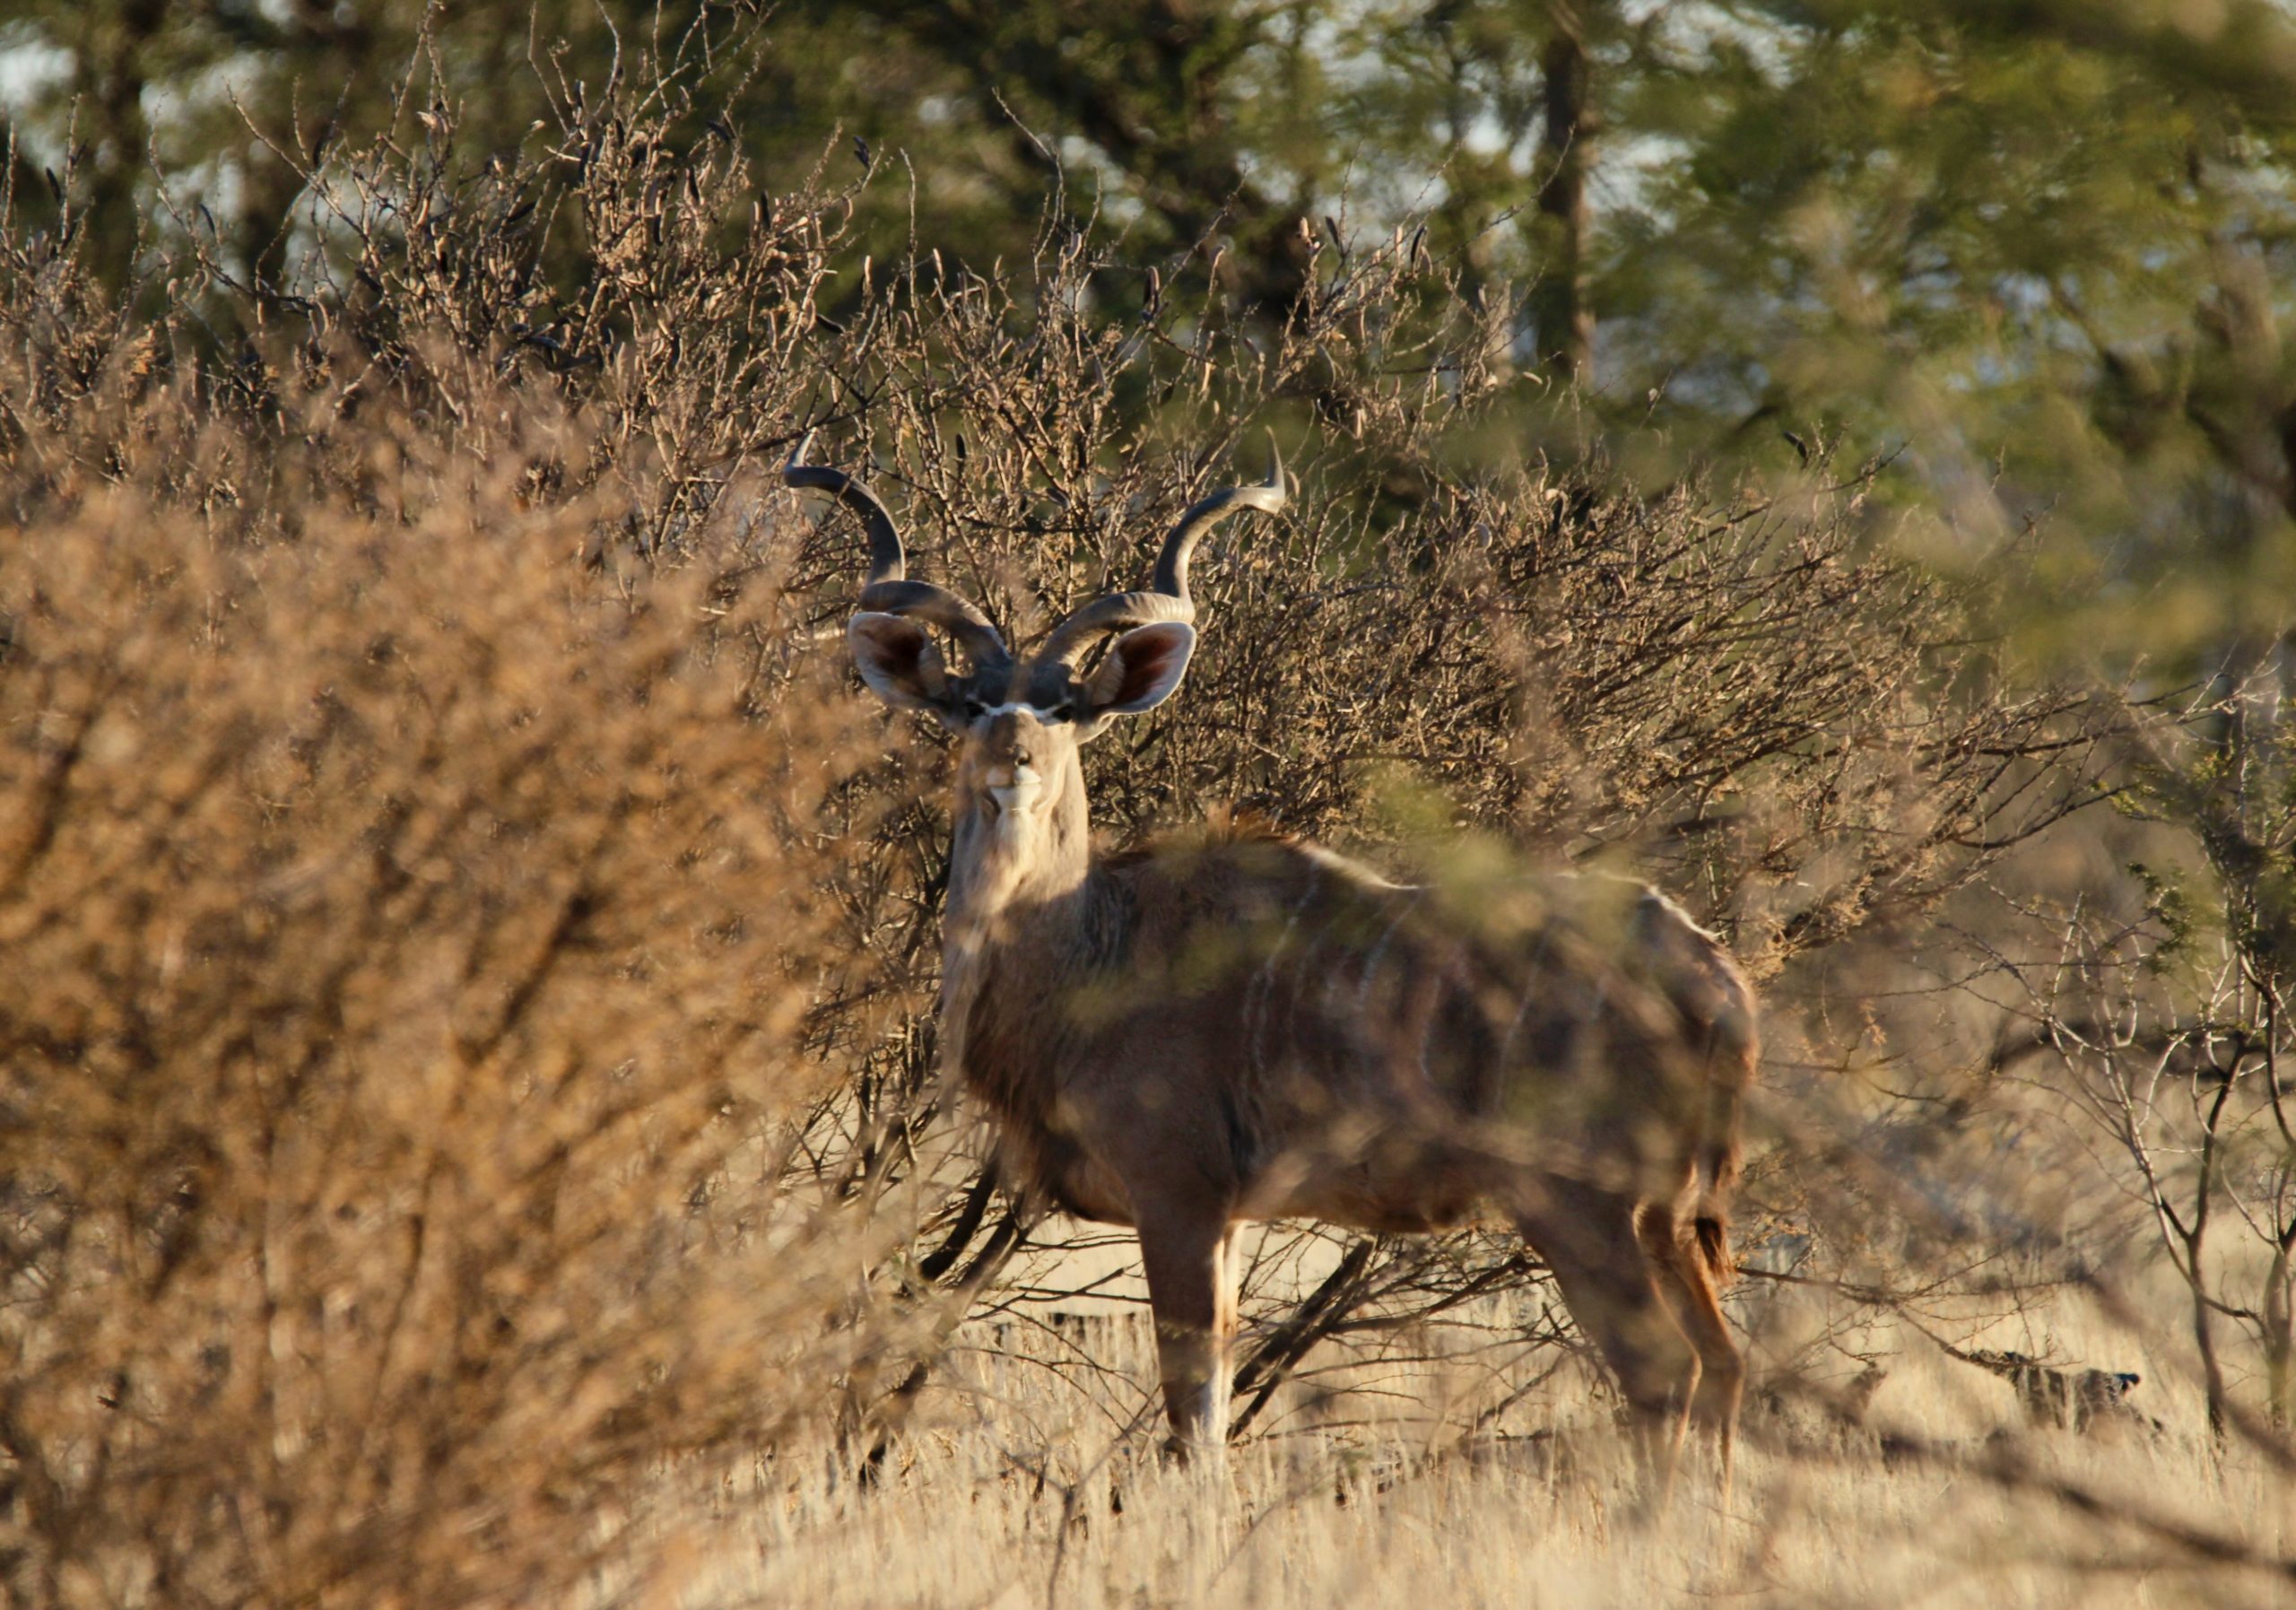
945, 750, 1093, 938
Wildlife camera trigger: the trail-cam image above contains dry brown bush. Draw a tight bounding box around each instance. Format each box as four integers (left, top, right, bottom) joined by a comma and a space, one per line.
0, 398, 921, 1604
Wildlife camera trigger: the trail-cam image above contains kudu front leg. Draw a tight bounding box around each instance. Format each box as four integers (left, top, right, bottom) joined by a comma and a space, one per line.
1515, 1183, 1701, 1502
1135, 1211, 1240, 1463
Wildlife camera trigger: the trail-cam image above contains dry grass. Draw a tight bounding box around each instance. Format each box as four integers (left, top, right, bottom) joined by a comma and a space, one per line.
673, 1292, 2292, 1610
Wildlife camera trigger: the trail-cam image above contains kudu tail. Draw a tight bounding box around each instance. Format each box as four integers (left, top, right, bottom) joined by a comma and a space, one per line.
1690, 972, 1756, 1292
1635, 892, 1758, 1292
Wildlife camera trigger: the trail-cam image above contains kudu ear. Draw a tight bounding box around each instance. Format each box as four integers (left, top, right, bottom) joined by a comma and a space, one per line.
1076, 622, 1196, 739
848, 612, 961, 727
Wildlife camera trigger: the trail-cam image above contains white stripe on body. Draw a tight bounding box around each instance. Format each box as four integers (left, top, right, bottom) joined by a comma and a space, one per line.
1352, 889, 1426, 1013
1494, 921, 1562, 1067
1247, 868, 1325, 1077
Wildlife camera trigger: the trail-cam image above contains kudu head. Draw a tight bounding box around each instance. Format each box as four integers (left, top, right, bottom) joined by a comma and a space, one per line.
788, 433, 1286, 855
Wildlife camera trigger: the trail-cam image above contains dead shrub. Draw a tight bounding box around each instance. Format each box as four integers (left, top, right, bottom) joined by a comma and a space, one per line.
0, 387, 900, 1606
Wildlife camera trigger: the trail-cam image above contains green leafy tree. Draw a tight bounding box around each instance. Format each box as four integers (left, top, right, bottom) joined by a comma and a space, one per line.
1585, 2, 2296, 666
1, 2, 723, 290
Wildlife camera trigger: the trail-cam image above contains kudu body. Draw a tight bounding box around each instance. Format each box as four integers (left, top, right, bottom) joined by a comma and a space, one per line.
794, 436, 1758, 1474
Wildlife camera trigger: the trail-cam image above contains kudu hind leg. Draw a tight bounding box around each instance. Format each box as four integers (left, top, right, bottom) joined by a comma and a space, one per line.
1136, 1212, 1239, 1462
1517, 1185, 1700, 1486
1639, 1205, 1744, 1471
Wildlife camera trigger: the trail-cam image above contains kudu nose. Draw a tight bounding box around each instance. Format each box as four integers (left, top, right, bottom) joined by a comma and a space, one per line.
984, 718, 1035, 772
985, 753, 1033, 788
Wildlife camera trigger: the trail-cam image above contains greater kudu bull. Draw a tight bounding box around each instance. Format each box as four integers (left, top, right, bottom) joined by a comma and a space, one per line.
793, 433, 1759, 1477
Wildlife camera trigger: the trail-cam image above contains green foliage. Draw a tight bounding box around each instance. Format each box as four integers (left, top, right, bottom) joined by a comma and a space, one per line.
2127, 857, 2203, 974
14, 0, 2290, 670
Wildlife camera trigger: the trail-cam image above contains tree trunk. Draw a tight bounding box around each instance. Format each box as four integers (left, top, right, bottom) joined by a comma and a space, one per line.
77, 0, 172, 289
2190, 1076, 2235, 1444
1533, 2, 1596, 384
2267, 1230, 2294, 1432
